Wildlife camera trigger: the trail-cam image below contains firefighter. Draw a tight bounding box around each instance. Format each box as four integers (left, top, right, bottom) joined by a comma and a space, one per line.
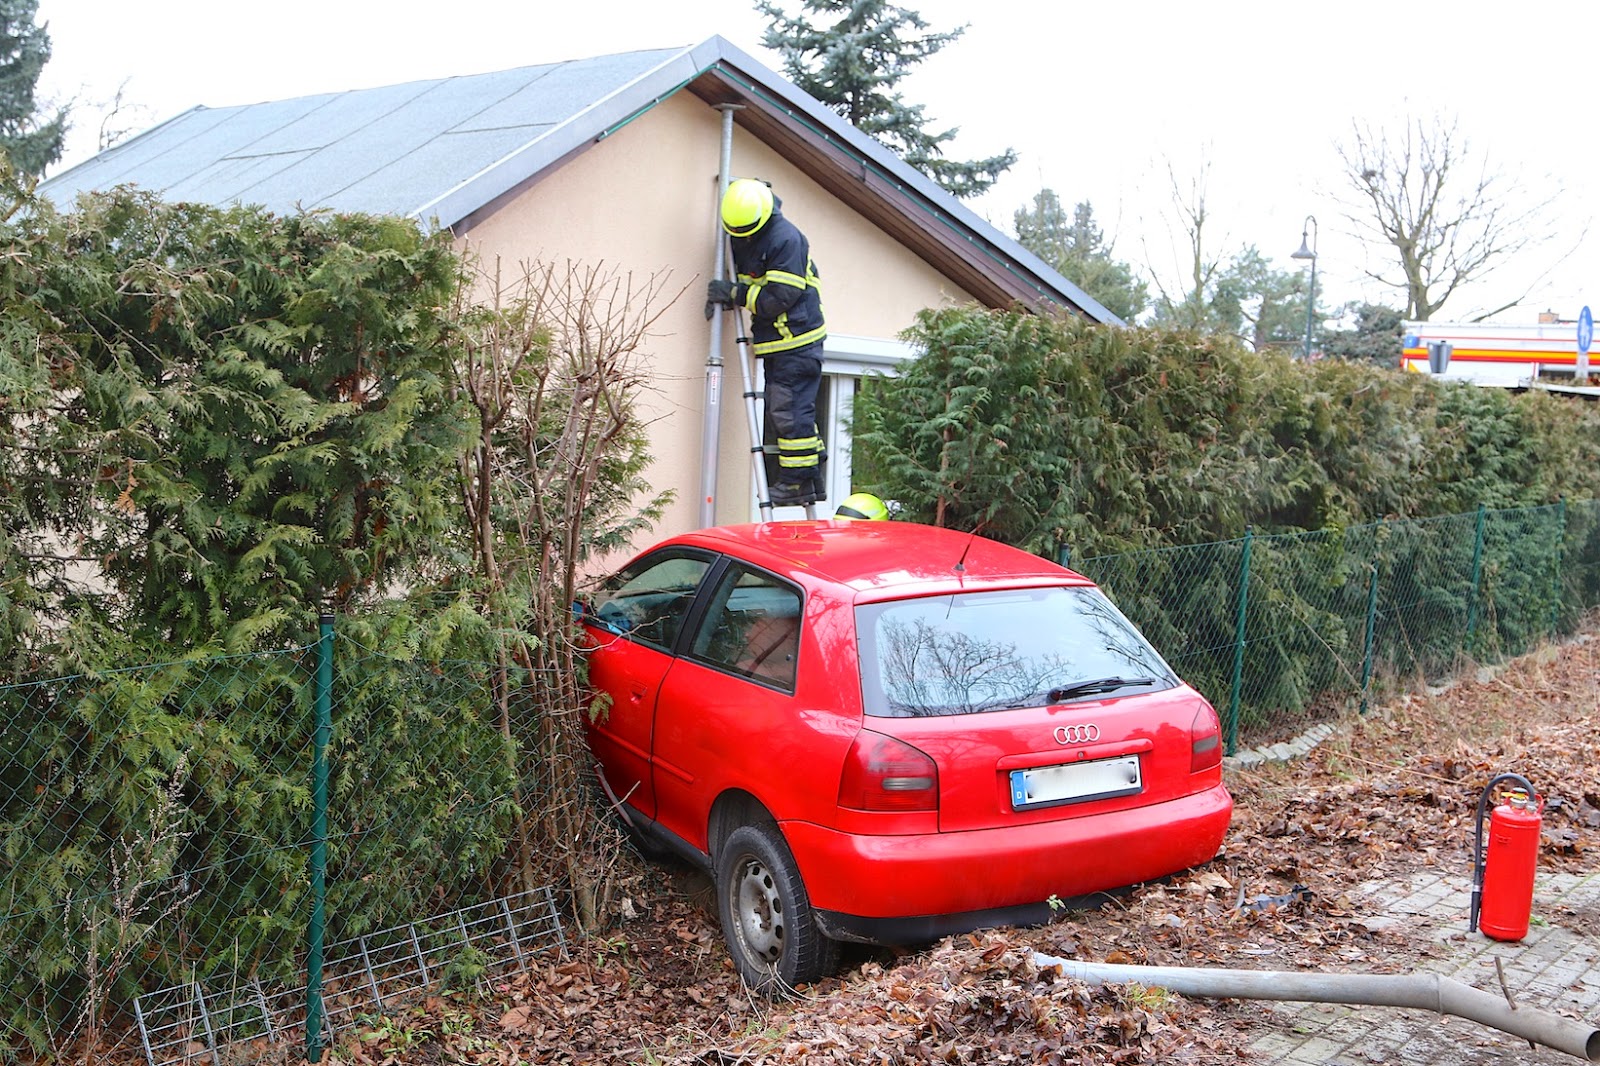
705, 178, 826, 506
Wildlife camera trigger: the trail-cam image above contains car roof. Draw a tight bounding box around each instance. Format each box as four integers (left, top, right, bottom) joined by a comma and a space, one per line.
666, 520, 1090, 600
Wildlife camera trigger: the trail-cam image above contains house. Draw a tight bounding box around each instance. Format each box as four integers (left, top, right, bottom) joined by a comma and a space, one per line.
39, 36, 1115, 535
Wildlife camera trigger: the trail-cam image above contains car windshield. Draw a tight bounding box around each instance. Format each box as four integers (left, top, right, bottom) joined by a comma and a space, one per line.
856, 586, 1178, 717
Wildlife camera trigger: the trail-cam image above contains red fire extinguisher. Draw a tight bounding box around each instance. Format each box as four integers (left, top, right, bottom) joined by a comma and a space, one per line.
1468, 772, 1543, 942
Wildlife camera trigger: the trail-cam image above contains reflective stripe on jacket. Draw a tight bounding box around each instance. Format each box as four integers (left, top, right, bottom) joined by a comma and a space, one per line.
731, 207, 826, 357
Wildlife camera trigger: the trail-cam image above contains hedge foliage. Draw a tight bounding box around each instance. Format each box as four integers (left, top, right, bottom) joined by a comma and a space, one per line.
0, 185, 660, 1053
853, 305, 1600, 558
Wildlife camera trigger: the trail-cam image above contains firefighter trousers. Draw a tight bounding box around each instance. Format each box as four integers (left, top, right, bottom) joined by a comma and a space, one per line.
763, 345, 824, 491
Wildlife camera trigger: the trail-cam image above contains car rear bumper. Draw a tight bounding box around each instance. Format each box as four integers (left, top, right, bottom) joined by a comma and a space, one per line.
783, 782, 1232, 927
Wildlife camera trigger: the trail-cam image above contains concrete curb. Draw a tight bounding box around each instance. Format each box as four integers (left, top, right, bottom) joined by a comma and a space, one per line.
1224, 720, 1340, 770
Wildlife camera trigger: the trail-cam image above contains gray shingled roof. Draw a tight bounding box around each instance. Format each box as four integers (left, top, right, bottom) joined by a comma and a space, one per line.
39, 37, 1118, 324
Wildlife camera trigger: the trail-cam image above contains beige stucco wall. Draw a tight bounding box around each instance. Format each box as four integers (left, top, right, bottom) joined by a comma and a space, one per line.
458, 91, 975, 539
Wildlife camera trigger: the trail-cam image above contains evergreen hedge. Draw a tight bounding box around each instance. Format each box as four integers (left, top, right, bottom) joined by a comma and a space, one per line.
0, 184, 657, 1053
854, 306, 1600, 558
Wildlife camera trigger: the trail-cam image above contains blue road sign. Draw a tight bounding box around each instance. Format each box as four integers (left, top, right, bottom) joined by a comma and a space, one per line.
1579, 306, 1593, 357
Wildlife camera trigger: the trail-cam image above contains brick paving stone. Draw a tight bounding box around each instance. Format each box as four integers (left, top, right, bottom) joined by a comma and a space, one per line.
1249, 866, 1599, 1064
1281, 1035, 1349, 1064
1361, 1014, 1418, 1048
1316, 1021, 1366, 1044
1531, 942, 1596, 994
1248, 1031, 1305, 1058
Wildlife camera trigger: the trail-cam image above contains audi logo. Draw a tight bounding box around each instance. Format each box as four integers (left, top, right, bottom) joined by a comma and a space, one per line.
1053, 723, 1100, 745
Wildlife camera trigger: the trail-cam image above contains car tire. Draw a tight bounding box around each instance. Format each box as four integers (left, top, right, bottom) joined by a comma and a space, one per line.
715, 823, 839, 993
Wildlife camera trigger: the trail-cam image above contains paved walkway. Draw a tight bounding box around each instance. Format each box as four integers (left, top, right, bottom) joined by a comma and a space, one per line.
1245, 868, 1600, 1064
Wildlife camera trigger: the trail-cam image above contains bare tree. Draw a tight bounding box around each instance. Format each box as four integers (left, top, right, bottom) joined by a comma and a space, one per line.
449, 257, 682, 930
1141, 158, 1305, 350
95, 78, 151, 152
1337, 114, 1567, 321
1144, 156, 1228, 331
1145, 153, 1241, 332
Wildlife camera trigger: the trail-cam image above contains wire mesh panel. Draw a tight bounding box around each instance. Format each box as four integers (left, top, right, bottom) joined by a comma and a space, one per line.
1559, 500, 1600, 631
1233, 527, 1369, 733
1077, 538, 1247, 718
130, 889, 565, 1066
1371, 512, 1481, 681
0, 649, 316, 1058
1478, 504, 1566, 660
311, 642, 524, 951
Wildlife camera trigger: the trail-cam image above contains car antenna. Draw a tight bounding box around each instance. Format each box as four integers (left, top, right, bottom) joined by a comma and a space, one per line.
953, 533, 975, 575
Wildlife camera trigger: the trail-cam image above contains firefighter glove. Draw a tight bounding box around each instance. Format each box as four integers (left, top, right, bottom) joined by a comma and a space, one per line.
704, 278, 741, 319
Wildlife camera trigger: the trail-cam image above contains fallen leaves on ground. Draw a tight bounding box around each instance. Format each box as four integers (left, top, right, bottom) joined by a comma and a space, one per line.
334, 630, 1600, 1065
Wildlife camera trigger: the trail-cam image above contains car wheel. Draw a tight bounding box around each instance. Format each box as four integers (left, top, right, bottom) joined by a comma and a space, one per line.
715, 823, 839, 993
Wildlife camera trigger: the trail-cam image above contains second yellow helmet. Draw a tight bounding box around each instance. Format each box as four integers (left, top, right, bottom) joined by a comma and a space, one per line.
835, 492, 890, 521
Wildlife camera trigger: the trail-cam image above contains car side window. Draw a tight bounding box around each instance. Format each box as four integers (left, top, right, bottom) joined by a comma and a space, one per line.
690, 565, 802, 690
590, 553, 713, 652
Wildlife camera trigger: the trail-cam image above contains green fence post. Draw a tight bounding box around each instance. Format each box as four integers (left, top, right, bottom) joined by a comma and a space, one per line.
1057, 543, 1071, 569
1465, 503, 1487, 651
1549, 497, 1567, 638
1226, 527, 1253, 756
307, 612, 333, 1062
1360, 522, 1383, 715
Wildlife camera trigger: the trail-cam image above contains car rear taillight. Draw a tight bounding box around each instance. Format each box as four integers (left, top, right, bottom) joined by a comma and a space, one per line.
837, 730, 938, 812
1190, 701, 1223, 773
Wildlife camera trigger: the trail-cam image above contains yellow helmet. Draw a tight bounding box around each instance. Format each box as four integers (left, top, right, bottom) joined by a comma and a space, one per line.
721, 178, 774, 237
835, 492, 889, 521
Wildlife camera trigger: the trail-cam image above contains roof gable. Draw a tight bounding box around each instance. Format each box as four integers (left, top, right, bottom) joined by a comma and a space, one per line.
38, 38, 1116, 324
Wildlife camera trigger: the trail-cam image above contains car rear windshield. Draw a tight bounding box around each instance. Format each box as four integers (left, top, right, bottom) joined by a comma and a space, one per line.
856, 586, 1178, 718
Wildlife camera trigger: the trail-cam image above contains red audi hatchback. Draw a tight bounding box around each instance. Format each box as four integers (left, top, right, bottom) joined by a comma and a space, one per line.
579, 519, 1231, 990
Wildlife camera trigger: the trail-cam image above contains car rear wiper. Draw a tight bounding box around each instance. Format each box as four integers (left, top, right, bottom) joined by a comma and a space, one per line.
969, 677, 1160, 713
1047, 676, 1158, 702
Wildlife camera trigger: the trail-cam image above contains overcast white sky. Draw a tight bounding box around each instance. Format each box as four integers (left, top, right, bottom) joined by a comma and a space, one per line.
34, 0, 1600, 326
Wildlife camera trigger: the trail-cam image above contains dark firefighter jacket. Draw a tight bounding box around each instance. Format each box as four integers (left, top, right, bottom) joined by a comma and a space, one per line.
730, 198, 826, 357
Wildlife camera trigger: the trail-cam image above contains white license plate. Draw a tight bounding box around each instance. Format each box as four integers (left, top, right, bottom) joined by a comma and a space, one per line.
1009, 755, 1143, 811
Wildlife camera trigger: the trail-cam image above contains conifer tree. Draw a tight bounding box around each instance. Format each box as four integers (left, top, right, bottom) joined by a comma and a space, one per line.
1014, 190, 1148, 321
1320, 302, 1404, 366
0, 0, 65, 178
756, 0, 1015, 199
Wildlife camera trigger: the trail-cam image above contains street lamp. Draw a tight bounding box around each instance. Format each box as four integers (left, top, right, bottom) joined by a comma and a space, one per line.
1291, 215, 1318, 360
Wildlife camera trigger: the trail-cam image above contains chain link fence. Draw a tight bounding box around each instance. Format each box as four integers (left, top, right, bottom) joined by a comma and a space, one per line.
1, 627, 568, 1064
1076, 500, 1600, 750
4, 499, 1597, 1062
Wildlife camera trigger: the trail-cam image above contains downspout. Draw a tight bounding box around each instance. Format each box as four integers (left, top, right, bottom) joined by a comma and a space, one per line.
1034, 955, 1600, 1061
698, 104, 740, 529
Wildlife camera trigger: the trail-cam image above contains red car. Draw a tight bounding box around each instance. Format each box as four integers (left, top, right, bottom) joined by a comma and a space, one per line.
579, 520, 1231, 990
